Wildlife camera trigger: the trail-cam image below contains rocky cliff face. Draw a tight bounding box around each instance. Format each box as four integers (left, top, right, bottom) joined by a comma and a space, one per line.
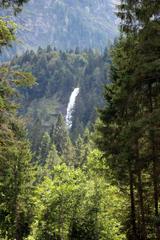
2, 0, 118, 57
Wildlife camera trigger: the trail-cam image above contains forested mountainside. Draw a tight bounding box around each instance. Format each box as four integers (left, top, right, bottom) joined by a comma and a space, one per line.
1, 0, 160, 240
1, 0, 118, 60
11, 47, 110, 146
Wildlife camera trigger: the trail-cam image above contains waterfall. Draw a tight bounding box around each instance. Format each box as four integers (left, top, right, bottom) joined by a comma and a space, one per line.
66, 87, 80, 129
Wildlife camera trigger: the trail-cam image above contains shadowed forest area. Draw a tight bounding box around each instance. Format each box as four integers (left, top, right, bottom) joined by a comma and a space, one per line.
0, 1, 160, 240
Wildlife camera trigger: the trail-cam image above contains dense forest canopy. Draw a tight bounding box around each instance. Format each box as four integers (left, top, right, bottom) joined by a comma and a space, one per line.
10, 46, 110, 144
96, 0, 160, 239
0, 0, 160, 240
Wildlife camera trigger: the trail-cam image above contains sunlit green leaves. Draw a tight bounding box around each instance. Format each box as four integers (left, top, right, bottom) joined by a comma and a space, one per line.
0, 17, 16, 48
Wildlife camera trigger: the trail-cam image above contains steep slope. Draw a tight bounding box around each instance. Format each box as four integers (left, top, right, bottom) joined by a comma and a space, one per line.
11, 47, 110, 145
1, 0, 118, 59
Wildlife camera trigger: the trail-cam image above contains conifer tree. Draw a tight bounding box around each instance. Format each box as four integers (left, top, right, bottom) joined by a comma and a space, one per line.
51, 114, 75, 165
46, 144, 62, 168
96, 1, 160, 239
0, 67, 35, 239
0, 3, 35, 237
37, 132, 51, 165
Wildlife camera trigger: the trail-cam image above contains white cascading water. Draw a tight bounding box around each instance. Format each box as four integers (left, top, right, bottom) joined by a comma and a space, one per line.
66, 87, 80, 128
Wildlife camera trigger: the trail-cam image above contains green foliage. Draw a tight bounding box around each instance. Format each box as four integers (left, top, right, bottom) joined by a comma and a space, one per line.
0, 17, 16, 48
0, 6, 36, 235
11, 47, 110, 142
0, 66, 35, 239
74, 129, 92, 167
51, 114, 75, 165
2, 1, 160, 240
45, 144, 62, 169
96, 1, 160, 239
37, 132, 51, 165
27, 151, 126, 240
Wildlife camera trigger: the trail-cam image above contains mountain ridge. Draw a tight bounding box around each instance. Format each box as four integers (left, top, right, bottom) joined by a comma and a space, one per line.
1, 0, 119, 59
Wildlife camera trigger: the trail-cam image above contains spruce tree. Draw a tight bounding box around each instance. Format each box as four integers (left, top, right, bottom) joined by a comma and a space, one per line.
0, 67, 35, 239
37, 132, 51, 165
51, 114, 75, 165
0, 4, 35, 237
96, 1, 160, 239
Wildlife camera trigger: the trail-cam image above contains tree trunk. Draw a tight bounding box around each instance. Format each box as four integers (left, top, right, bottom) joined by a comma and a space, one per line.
14, 157, 21, 240
148, 83, 160, 239
152, 143, 160, 239
135, 141, 147, 240
129, 161, 137, 240
137, 169, 147, 240
15, 203, 21, 240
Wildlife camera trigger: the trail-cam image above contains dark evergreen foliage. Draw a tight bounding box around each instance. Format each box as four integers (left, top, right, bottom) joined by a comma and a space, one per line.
1, 1, 160, 239
11, 47, 110, 143
96, 1, 160, 239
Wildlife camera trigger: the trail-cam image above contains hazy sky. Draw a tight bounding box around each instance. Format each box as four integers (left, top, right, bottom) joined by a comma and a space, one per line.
112, 0, 120, 5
